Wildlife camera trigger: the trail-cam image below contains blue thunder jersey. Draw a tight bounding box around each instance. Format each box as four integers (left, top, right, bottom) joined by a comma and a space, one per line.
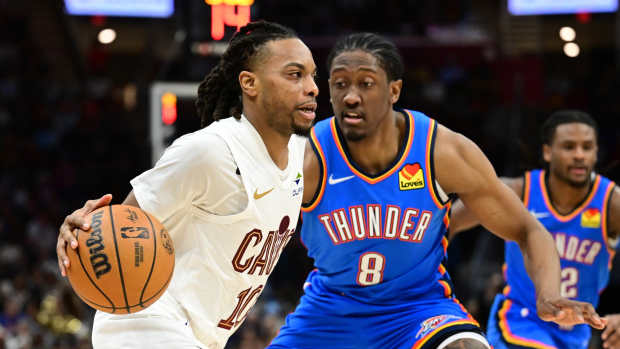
490, 169, 616, 348
268, 110, 484, 349
300, 109, 455, 304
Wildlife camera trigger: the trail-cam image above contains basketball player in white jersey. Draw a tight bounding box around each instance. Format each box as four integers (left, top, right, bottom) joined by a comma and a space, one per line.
56, 21, 318, 349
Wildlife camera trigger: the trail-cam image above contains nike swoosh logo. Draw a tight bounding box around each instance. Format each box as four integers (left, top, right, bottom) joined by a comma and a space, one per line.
253, 188, 274, 200
530, 210, 551, 219
328, 174, 355, 185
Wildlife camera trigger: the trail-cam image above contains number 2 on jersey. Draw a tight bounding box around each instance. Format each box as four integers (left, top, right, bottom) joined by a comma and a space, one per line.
560, 267, 578, 298
356, 252, 385, 286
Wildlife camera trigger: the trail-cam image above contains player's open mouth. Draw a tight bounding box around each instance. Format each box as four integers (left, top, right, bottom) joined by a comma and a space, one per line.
342, 111, 363, 125
297, 103, 317, 121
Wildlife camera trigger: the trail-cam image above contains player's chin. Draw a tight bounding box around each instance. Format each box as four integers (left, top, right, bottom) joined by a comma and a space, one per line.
292, 123, 311, 137
342, 127, 366, 142
567, 176, 589, 188
292, 117, 313, 136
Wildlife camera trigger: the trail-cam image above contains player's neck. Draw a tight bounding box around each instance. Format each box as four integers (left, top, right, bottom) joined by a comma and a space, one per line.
244, 110, 290, 170
345, 109, 405, 176
546, 174, 592, 214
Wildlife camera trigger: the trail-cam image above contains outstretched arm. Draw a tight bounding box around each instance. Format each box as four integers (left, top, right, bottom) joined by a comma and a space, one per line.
448, 177, 523, 239
600, 186, 620, 347
434, 124, 605, 329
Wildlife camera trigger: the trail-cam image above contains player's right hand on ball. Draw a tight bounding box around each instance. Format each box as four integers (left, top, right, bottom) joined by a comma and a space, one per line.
57, 194, 113, 277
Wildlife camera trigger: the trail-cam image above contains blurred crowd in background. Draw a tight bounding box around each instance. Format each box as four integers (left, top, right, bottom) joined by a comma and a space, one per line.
1, 1, 620, 348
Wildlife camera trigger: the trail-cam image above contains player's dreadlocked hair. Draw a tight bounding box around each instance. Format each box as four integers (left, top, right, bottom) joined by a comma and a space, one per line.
541, 110, 599, 145
326, 32, 404, 82
195, 21, 298, 127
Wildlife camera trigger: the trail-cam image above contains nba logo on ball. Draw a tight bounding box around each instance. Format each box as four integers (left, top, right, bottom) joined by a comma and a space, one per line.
66, 205, 175, 314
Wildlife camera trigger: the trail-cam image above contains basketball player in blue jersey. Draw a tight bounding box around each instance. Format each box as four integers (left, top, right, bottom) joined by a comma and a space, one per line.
268, 33, 605, 349
450, 110, 620, 349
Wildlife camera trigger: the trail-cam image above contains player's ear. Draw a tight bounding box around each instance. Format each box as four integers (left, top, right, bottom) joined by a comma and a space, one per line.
239, 71, 258, 97
542, 144, 552, 163
389, 79, 402, 104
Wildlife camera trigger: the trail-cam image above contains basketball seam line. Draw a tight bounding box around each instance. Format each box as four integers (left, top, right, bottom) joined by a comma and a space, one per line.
74, 227, 116, 311
140, 208, 158, 309
78, 270, 173, 310
109, 205, 131, 313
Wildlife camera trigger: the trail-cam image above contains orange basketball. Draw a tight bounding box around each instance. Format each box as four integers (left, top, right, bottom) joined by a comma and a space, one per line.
66, 204, 175, 314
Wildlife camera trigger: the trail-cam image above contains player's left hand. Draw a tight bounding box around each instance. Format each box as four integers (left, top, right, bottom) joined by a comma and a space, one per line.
602, 314, 620, 348
537, 297, 606, 330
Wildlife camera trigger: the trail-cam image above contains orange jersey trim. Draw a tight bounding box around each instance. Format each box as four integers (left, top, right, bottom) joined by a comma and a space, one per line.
438, 280, 451, 297
329, 110, 415, 184
411, 319, 479, 349
539, 171, 601, 222
425, 119, 447, 209
438, 268, 450, 299
523, 172, 531, 206
602, 182, 616, 268
301, 128, 328, 212
498, 299, 556, 349
442, 202, 451, 231
441, 236, 448, 254
442, 214, 450, 230
452, 297, 478, 322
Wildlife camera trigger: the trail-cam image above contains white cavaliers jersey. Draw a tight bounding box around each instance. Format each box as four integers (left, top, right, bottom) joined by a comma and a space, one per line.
93, 115, 306, 349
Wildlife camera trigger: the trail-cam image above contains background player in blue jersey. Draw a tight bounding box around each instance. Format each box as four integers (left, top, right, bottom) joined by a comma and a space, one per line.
268, 33, 605, 349
450, 110, 620, 348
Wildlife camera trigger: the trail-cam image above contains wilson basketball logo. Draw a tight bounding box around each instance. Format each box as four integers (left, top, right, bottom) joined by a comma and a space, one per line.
86, 210, 111, 279
399, 163, 424, 191
581, 208, 601, 228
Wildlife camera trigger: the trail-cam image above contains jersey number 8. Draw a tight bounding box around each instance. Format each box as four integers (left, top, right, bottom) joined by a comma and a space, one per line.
357, 252, 385, 286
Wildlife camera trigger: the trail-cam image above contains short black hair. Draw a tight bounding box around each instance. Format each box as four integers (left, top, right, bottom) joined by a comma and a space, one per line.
541, 110, 599, 145
195, 20, 298, 126
326, 32, 404, 82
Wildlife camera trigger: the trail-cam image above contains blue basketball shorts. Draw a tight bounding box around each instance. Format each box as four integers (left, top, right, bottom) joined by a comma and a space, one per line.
268, 271, 484, 349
